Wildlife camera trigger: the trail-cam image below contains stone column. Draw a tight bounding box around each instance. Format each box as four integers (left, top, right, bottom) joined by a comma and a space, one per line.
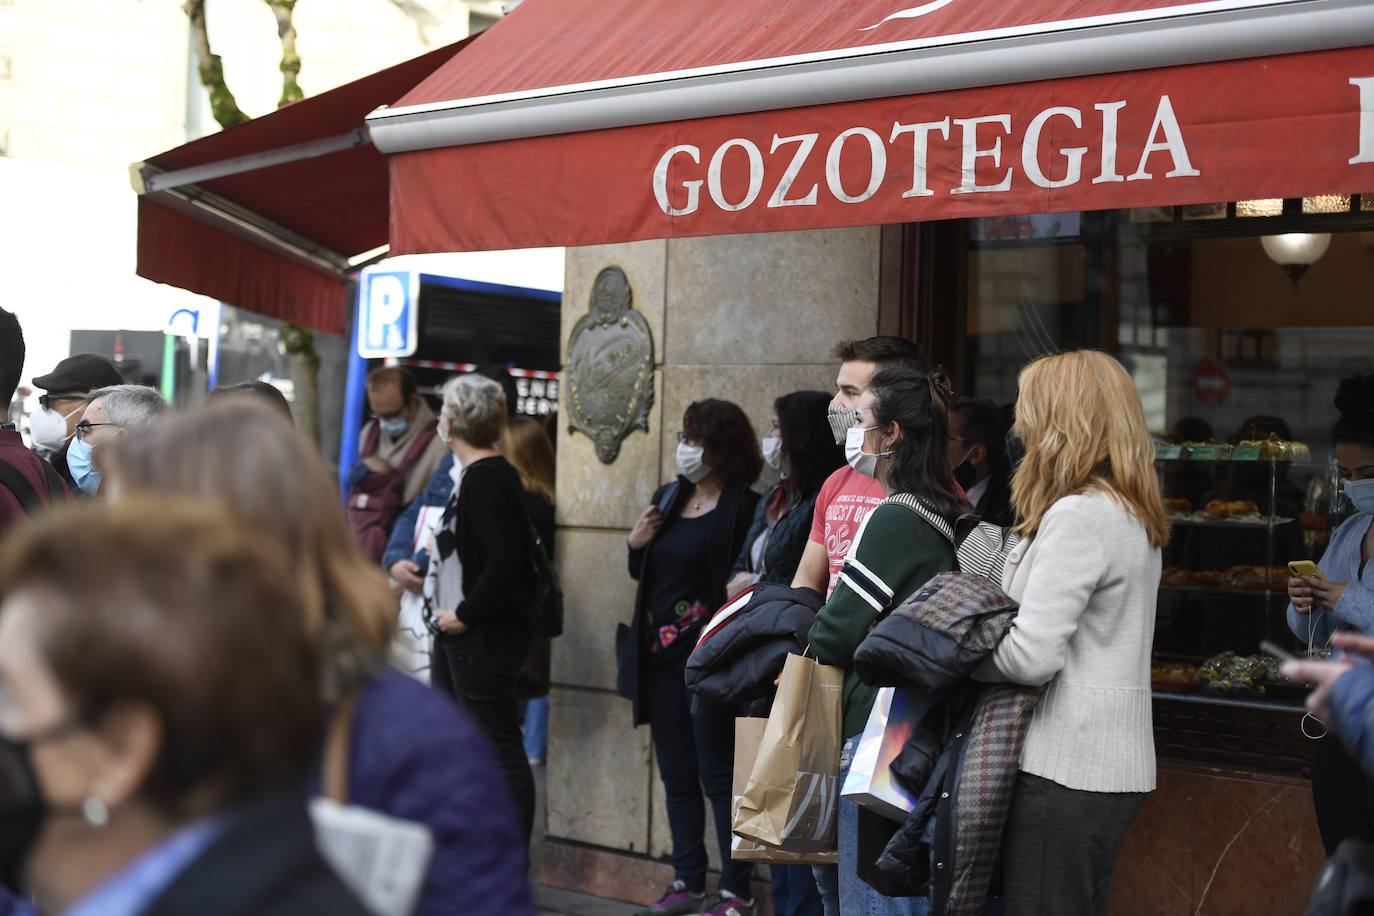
543, 227, 883, 902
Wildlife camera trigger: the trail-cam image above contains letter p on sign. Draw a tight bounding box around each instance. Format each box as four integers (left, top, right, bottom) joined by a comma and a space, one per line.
357, 270, 418, 358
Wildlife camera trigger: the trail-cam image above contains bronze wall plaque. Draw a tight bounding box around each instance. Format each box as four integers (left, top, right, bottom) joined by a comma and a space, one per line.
565, 266, 655, 464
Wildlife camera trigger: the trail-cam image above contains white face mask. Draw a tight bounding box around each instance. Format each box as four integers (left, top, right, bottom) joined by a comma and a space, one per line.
1345, 477, 1374, 514
676, 441, 711, 484
844, 425, 886, 479
27, 405, 78, 452
761, 436, 784, 473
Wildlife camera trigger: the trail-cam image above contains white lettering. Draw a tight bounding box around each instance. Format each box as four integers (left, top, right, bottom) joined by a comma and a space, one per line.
1093, 101, 1127, 184
1128, 95, 1200, 181
951, 115, 1013, 194
1351, 77, 1374, 165
825, 127, 886, 203
767, 133, 820, 207
1022, 107, 1086, 189
890, 118, 950, 198
652, 144, 703, 215
708, 139, 765, 211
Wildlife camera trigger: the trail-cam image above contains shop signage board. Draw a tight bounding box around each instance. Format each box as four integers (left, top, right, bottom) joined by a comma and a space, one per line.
386, 46, 1374, 253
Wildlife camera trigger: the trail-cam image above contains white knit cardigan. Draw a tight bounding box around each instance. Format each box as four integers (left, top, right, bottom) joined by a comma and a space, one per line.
977, 488, 1162, 793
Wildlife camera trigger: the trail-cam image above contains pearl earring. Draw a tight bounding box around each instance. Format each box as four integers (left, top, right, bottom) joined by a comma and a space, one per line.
82, 796, 109, 827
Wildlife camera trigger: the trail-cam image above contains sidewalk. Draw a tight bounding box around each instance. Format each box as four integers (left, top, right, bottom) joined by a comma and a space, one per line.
532, 762, 641, 916
535, 885, 640, 916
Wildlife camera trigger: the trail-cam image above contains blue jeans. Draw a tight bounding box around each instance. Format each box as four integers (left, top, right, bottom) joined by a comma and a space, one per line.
814, 736, 928, 916
645, 663, 752, 899
771, 865, 823, 916
522, 696, 548, 761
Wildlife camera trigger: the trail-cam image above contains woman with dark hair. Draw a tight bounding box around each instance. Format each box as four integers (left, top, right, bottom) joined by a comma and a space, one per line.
1288, 374, 1374, 853
721, 391, 842, 916
727, 391, 845, 599
808, 368, 964, 916
623, 400, 761, 916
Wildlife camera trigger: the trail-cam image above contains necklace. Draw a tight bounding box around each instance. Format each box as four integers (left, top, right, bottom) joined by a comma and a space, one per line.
690, 488, 719, 511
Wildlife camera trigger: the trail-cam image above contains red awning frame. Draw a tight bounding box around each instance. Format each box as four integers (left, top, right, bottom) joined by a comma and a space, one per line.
131, 39, 471, 335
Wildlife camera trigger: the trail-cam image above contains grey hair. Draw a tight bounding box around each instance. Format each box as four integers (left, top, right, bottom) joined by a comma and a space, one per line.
88, 384, 169, 429
440, 374, 506, 448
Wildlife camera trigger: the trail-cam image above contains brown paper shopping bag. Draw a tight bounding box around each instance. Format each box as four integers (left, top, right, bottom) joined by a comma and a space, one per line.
733, 652, 844, 854
731, 717, 839, 865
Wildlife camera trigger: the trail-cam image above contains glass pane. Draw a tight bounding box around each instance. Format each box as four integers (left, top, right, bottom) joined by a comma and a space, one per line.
1302, 195, 1351, 214
1235, 198, 1284, 217
1361, 194, 1374, 211
1129, 206, 1174, 223
1182, 202, 1227, 220
965, 245, 1089, 405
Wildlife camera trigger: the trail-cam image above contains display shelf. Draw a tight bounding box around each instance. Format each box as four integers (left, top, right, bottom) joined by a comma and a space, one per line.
1152, 690, 1304, 713
1166, 516, 1295, 528
1158, 585, 1275, 597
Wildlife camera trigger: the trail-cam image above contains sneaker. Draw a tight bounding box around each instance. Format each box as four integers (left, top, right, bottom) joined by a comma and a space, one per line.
636, 880, 705, 916
698, 889, 754, 916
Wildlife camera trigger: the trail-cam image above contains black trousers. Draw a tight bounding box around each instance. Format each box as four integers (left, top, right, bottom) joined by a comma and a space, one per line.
1000, 771, 1147, 916
1311, 731, 1374, 855
430, 629, 535, 841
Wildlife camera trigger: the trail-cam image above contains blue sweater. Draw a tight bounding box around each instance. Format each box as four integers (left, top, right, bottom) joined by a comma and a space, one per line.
1287, 512, 1374, 651
315, 668, 531, 916
1329, 663, 1374, 777
382, 454, 457, 570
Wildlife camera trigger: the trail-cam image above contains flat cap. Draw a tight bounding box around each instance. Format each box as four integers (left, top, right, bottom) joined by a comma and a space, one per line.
32, 353, 124, 393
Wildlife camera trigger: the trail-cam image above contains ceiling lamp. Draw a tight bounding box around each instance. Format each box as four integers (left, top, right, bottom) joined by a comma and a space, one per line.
1261, 232, 1331, 285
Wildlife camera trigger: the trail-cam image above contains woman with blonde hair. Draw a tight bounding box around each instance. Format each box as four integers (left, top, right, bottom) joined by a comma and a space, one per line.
975, 350, 1167, 916
104, 401, 531, 916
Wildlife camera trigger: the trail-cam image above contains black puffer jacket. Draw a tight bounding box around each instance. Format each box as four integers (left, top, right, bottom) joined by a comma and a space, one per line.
684, 584, 824, 703
852, 572, 1041, 916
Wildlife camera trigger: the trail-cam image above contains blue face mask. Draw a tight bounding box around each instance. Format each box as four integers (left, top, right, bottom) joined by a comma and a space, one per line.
379, 417, 409, 438
1345, 478, 1374, 514
66, 436, 101, 494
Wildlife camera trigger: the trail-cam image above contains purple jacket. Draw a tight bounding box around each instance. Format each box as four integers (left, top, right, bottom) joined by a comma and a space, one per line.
317, 668, 531, 916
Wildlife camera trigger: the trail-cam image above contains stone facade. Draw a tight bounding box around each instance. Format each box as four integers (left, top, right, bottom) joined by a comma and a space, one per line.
545, 227, 883, 897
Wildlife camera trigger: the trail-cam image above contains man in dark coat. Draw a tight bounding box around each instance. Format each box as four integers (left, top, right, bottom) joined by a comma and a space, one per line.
0, 308, 69, 535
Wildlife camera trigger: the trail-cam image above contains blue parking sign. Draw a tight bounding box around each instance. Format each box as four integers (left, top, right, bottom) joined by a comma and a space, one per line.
357, 270, 419, 358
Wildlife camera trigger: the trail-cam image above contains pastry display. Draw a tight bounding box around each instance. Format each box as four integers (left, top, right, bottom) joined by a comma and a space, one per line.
1195, 651, 1287, 697
1222, 565, 1289, 591
1164, 497, 1192, 515
1151, 662, 1198, 692
1160, 567, 1224, 588
1235, 435, 1312, 461
1203, 499, 1261, 519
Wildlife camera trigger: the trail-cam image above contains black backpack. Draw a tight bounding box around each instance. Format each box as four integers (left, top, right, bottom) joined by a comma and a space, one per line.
524, 522, 564, 638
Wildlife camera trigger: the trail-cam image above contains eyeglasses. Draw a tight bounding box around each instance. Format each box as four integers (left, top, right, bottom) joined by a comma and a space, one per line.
37, 394, 84, 411
74, 420, 121, 442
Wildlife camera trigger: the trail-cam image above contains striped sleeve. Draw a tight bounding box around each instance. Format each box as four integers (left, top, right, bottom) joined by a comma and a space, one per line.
838, 555, 895, 612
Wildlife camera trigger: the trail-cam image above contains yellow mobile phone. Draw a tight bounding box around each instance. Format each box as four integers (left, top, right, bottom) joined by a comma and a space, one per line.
1288, 560, 1325, 580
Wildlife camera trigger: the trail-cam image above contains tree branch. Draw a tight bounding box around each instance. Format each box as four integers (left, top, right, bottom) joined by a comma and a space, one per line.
264, 0, 303, 108
184, 0, 250, 129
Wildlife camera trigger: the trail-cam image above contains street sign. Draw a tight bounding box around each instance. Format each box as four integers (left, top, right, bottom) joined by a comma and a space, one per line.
357, 270, 419, 358
1192, 358, 1231, 407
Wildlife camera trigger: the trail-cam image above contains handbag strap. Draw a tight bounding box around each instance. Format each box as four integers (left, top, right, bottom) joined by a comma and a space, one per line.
322, 686, 363, 804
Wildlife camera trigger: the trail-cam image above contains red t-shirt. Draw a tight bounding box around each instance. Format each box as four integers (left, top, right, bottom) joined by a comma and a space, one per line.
808, 466, 887, 598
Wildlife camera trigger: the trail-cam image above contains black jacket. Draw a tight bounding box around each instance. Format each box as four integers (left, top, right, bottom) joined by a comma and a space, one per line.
141, 791, 371, 916
970, 472, 1013, 529
851, 572, 1039, 914
445, 456, 535, 636
728, 483, 820, 586
684, 583, 823, 704
619, 475, 758, 725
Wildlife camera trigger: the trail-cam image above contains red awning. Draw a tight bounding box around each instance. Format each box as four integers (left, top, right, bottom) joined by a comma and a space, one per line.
133, 39, 470, 336
369, 0, 1374, 253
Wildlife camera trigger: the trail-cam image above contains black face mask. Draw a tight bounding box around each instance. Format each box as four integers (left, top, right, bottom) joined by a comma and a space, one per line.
0, 716, 86, 893
953, 458, 977, 491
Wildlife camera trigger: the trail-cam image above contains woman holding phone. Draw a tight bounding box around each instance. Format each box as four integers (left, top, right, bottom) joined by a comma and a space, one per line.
1287, 374, 1374, 853
974, 350, 1167, 916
